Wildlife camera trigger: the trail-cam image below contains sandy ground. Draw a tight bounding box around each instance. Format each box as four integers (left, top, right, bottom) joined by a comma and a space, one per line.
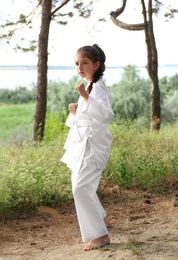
1, 186, 178, 260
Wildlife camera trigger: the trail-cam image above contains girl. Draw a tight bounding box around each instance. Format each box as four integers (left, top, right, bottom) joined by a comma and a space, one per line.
60, 44, 114, 251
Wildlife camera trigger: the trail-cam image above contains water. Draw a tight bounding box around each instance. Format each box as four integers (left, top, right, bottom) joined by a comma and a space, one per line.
0, 66, 177, 90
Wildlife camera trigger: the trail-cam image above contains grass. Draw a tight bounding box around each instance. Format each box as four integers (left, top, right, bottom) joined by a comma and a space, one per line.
0, 103, 34, 144
126, 237, 144, 255
0, 138, 72, 215
104, 123, 178, 192
0, 103, 178, 215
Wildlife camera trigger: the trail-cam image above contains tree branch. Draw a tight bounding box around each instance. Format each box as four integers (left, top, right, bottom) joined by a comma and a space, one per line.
110, 0, 127, 18
51, 0, 71, 17
110, 0, 145, 31
110, 17, 145, 31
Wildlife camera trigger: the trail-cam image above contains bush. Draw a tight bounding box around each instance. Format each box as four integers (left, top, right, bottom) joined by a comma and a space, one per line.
161, 90, 178, 124
44, 109, 68, 140
0, 138, 72, 214
47, 76, 80, 114
0, 87, 35, 104
110, 65, 150, 121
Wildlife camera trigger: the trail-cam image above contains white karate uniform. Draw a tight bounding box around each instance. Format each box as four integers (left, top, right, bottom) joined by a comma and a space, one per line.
60, 78, 114, 242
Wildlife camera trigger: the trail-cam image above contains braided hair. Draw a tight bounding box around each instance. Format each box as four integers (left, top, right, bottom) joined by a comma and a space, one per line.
76, 44, 106, 94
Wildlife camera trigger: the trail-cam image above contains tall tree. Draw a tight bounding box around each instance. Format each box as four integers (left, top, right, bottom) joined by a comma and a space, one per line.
1, 0, 93, 141
33, 0, 93, 141
110, 0, 162, 130
33, 0, 52, 142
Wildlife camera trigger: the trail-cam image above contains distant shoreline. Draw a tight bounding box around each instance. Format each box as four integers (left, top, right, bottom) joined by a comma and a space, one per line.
0, 64, 178, 71
0, 65, 74, 71
0, 65, 177, 89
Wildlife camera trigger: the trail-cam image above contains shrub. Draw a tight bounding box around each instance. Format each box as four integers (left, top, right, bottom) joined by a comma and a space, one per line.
44, 109, 68, 140
47, 76, 80, 114
0, 87, 35, 104
0, 139, 72, 214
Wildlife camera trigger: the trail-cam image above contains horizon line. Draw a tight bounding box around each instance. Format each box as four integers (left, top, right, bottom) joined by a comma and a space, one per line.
0, 64, 178, 70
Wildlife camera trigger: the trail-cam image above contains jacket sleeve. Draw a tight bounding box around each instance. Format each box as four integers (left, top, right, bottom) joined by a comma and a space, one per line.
66, 113, 75, 127
80, 81, 114, 124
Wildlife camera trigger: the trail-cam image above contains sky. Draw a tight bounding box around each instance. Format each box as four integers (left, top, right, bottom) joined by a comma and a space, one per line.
0, 0, 178, 67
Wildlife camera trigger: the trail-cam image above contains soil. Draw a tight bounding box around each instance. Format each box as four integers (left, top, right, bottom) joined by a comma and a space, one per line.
1, 185, 178, 260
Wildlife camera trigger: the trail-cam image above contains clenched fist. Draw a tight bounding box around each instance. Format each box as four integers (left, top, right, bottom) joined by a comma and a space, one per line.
75, 82, 88, 102
68, 103, 78, 115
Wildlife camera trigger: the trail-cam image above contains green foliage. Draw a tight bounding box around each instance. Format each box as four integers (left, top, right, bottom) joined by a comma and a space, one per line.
109, 67, 178, 126
159, 74, 178, 124
159, 73, 178, 93
18, 14, 27, 24
0, 139, 72, 214
110, 65, 150, 122
161, 91, 178, 123
0, 87, 35, 104
14, 40, 37, 52
44, 109, 68, 140
0, 120, 178, 215
47, 76, 81, 113
104, 123, 178, 192
1, 68, 178, 216
1, 69, 178, 126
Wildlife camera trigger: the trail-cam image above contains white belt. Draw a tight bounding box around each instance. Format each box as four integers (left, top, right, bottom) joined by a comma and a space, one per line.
73, 120, 99, 127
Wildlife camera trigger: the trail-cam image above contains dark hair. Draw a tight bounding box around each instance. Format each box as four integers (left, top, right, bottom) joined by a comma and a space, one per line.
76, 44, 106, 94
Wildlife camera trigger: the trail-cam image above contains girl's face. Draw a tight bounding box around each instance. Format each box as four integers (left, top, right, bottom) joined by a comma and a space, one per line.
74, 52, 100, 83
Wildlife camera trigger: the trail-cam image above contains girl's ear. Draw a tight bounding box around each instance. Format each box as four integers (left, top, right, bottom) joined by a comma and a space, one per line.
94, 61, 100, 71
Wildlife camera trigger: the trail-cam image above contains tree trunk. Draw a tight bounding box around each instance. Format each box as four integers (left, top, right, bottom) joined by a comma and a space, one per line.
110, 0, 161, 130
33, 0, 52, 141
141, 0, 161, 130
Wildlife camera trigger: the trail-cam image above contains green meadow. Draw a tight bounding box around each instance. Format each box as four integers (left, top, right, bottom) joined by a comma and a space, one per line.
0, 103, 34, 144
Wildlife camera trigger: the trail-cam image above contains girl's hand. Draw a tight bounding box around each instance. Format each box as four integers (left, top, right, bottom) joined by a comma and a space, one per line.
75, 82, 88, 102
68, 103, 78, 115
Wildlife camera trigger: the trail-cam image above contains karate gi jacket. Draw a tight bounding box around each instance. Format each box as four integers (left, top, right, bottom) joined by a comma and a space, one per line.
60, 78, 114, 173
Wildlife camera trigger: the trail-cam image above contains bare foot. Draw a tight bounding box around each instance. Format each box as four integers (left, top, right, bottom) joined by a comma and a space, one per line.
84, 235, 110, 251
104, 215, 111, 228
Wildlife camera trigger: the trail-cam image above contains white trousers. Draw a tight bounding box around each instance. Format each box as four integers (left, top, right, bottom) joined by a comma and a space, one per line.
72, 140, 108, 242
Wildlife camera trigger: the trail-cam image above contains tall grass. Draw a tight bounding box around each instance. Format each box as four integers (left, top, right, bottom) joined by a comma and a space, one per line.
0, 120, 178, 215
0, 137, 71, 215
104, 123, 178, 192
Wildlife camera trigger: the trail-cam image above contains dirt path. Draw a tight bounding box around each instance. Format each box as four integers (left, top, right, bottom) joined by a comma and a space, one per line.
1, 187, 178, 260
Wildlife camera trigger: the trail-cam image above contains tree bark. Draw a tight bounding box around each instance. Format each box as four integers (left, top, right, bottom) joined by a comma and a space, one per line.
33, 0, 52, 141
141, 0, 161, 130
